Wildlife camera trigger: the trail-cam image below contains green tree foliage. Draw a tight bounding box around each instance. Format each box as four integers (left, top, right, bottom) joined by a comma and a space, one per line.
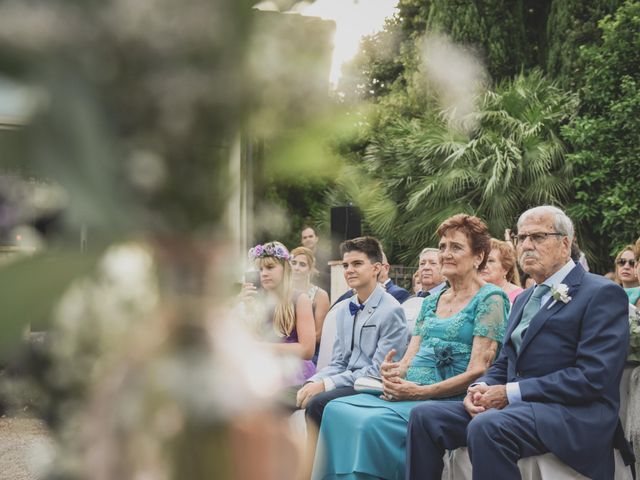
339, 1, 533, 118
546, 0, 623, 89
334, 70, 577, 264
263, 175, 332, 249
398, 0, 529, 80
562, 0, 640, 271
338, 18, 407, 101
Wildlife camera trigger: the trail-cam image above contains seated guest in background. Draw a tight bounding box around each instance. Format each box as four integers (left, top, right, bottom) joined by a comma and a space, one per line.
378, 252, 411, 303
412, 269, 422, 295
406, 205, 632, 480
296, 236, 407, 428
480, 238, 524, 303
520, 271, 535, 289
241, 241, 316, 384
615, 245, 640, 308
311, 214, 509, 480
290, 246, 331, 364
636, 248, 640, 296
402, 248, 446, 334
404, 248, 447, 335
301, 225, 331, 291
571, 239, 589, 271
301, 226, 319, 251
416, 247, 446, 297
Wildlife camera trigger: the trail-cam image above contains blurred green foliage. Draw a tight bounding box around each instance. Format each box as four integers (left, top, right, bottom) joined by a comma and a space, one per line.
0, 3, 343, 479
0, 0, 258, 360
0, 252, 98, 355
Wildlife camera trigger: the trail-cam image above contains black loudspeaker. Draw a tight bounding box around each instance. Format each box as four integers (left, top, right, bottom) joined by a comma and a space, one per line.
330, 206, 362, 261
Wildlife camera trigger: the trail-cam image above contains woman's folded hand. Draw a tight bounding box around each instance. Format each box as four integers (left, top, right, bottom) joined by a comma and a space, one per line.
381, 376, 423, 401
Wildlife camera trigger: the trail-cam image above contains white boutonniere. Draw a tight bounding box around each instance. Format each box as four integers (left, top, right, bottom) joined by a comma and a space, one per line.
548, 283, 572, 309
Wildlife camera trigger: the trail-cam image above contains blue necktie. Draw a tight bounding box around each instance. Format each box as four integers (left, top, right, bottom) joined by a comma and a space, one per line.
417, 291, 430, 298
511, 284, 550, 353
349, 301, 365, 316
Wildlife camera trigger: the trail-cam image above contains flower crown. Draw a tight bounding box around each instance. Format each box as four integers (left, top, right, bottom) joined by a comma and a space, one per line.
248, 243, 291, 261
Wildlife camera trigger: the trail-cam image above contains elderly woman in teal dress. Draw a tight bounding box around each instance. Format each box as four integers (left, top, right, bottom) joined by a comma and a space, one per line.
311, 214, 509, 480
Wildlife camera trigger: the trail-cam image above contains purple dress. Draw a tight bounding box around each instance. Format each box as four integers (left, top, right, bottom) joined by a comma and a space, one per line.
269, 291, 316, 385
284, 325, 317, 383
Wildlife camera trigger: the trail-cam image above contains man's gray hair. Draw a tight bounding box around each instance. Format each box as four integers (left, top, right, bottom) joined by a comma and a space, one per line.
517, 206, 574, 242
420, 247, 440, 257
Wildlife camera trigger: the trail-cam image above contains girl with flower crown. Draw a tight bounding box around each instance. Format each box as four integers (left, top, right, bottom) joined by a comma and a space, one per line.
242, 241, 316, 383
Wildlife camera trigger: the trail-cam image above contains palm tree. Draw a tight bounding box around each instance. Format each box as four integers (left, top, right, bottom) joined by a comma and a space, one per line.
334, 69, 578, 264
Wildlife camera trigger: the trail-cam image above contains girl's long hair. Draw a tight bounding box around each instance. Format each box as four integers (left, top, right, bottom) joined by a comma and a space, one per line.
258, 242, 296, 337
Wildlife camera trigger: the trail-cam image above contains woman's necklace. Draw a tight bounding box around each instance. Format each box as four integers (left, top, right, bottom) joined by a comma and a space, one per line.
444, 287, 476, 315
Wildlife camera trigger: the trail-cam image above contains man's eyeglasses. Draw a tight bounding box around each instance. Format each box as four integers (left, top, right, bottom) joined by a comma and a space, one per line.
617, 258, 637, 267
512, 232, 565, 246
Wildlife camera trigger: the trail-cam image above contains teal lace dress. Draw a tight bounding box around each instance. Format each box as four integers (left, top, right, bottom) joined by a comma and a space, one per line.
625, 287, 640, 307
311, 284, 509, 480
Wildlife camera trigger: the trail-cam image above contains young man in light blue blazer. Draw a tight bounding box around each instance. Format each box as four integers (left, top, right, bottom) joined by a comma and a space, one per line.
297, 236, 407, 427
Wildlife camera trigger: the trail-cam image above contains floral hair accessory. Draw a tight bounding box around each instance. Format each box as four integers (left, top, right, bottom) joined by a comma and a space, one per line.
547, 283, 571, 309
248, 242, 291, 261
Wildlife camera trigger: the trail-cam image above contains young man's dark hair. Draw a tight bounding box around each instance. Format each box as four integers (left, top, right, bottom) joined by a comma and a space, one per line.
340, 236, 383, 265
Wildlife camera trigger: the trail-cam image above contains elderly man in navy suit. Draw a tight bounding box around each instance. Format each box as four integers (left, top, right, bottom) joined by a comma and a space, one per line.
406, 205, 631, 480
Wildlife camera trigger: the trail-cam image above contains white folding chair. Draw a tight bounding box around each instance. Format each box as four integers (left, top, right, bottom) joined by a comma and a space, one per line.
444, 366, 635, 480
290, 305, 341, 439
317, 306, 339, 370
402, 296, 425, 340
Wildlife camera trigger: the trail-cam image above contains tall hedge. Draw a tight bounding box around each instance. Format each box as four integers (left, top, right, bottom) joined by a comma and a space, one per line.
546, 0, 624, 89
563, 0, 640, 271
396, 0, 529, 81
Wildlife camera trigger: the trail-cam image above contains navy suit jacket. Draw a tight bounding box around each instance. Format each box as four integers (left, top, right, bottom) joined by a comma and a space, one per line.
384, 280, 411, 304
332, 289, 354, 308
477, 264, 630, 479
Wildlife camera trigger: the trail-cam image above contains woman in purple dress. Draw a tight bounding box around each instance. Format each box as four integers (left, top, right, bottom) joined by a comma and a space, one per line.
243, 241, 316, 383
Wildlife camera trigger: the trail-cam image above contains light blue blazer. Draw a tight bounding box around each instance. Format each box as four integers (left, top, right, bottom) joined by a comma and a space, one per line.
309, 284, 407, 388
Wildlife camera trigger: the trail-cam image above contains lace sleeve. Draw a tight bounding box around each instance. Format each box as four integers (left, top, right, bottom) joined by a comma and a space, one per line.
473, 290, 509, 343
412, 294, 437, 337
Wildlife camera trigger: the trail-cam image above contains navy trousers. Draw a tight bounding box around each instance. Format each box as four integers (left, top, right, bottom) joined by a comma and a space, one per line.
406, 401, 549, 480
304, 386, 357, 428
